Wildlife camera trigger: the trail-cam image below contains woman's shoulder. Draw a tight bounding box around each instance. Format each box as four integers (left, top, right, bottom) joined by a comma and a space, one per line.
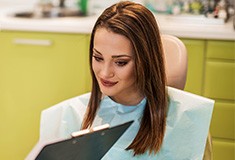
40, 92, 91, 130
166, 86, 214, 120
162, 87, 215, 159
39, 92, 91, 141
167, 86, 214, 105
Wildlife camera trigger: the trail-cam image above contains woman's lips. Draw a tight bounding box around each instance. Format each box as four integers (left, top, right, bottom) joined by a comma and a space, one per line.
100, 78, 118, 87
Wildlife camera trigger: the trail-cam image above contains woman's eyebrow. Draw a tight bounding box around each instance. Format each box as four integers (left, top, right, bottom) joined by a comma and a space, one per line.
93, 48, 102, 55
93, 48, 132, 58
111, 55, 132, 58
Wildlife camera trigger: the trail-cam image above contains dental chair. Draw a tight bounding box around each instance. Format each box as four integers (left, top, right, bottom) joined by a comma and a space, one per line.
161, 34, 213, 160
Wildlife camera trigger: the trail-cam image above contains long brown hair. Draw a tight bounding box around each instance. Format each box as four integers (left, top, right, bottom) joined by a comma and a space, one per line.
82, 1, 167, 155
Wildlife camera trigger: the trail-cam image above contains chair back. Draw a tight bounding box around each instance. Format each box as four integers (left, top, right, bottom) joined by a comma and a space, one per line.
161, 35, 188, 90
162, 35, 212, 160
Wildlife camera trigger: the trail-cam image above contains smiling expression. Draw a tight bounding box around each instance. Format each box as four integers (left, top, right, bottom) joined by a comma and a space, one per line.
92, 28, 143, 105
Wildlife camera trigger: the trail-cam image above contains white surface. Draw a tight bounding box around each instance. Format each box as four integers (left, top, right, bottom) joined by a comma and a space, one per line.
0, 0, 37, 7
156, 14, 235, 40
0, 5, 235, 40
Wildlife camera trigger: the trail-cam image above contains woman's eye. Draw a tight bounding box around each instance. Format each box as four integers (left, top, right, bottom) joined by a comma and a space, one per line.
93, 56, 103, 62
115, 61, 128, 67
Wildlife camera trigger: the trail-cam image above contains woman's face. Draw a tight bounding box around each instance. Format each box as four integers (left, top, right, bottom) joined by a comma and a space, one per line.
92, 28, 142, 105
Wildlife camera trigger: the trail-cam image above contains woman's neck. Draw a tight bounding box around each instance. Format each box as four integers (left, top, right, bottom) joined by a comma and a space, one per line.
110, 93, 145, 106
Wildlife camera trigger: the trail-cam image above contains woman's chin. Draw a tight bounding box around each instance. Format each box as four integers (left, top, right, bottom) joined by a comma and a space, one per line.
100, 88, 116, 97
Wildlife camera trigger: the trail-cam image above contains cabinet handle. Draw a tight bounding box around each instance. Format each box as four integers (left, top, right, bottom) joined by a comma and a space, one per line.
13, 38, 52, 46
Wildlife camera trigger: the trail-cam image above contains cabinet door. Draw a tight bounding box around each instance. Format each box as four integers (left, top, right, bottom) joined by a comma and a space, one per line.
207, 40, 235, 60
181, 39, 205, 95
204, 40, 235, 100
204, 40, 235, 159
0, 31, 90, 160
213, 139, 235, 160
210, 102, 235, 140
204, 61, 235, 100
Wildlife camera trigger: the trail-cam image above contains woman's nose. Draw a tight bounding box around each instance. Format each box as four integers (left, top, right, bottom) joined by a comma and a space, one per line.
100, 63, 114, 78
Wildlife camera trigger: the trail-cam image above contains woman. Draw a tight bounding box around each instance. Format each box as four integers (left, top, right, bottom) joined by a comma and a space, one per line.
83, 0, 167, 155
26, 1, 213, 159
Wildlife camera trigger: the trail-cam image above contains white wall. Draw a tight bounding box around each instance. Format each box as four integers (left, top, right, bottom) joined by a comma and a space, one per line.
0, 0, 37, 7
0, 0, 120, 11
1, 0, 232, 12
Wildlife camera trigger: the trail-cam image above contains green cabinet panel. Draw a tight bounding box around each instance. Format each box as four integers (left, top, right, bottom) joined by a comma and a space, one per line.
204, 39, 235, 159
180, 38, 235, 159
204, 61, 235, 100
181, 39, 205, 95
207, 40, 235, 60
210, 102, 235, 140
0, 31, 90, 160
213, 139, 235, 160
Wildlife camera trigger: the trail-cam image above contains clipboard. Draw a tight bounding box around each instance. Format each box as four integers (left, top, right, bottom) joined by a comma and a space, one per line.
35, 120, 134, 160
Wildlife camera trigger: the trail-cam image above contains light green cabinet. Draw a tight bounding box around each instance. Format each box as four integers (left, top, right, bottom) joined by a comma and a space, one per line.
181, 38, 235, 160
204, 40, 235, 101
204, 40, 235, 160
204, 61, 235, 100
210, 102, 235, 140
0, 31, 90, 160
207, 40, 235, 60
181, 39, 205, 95
213, 139, 235, 160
